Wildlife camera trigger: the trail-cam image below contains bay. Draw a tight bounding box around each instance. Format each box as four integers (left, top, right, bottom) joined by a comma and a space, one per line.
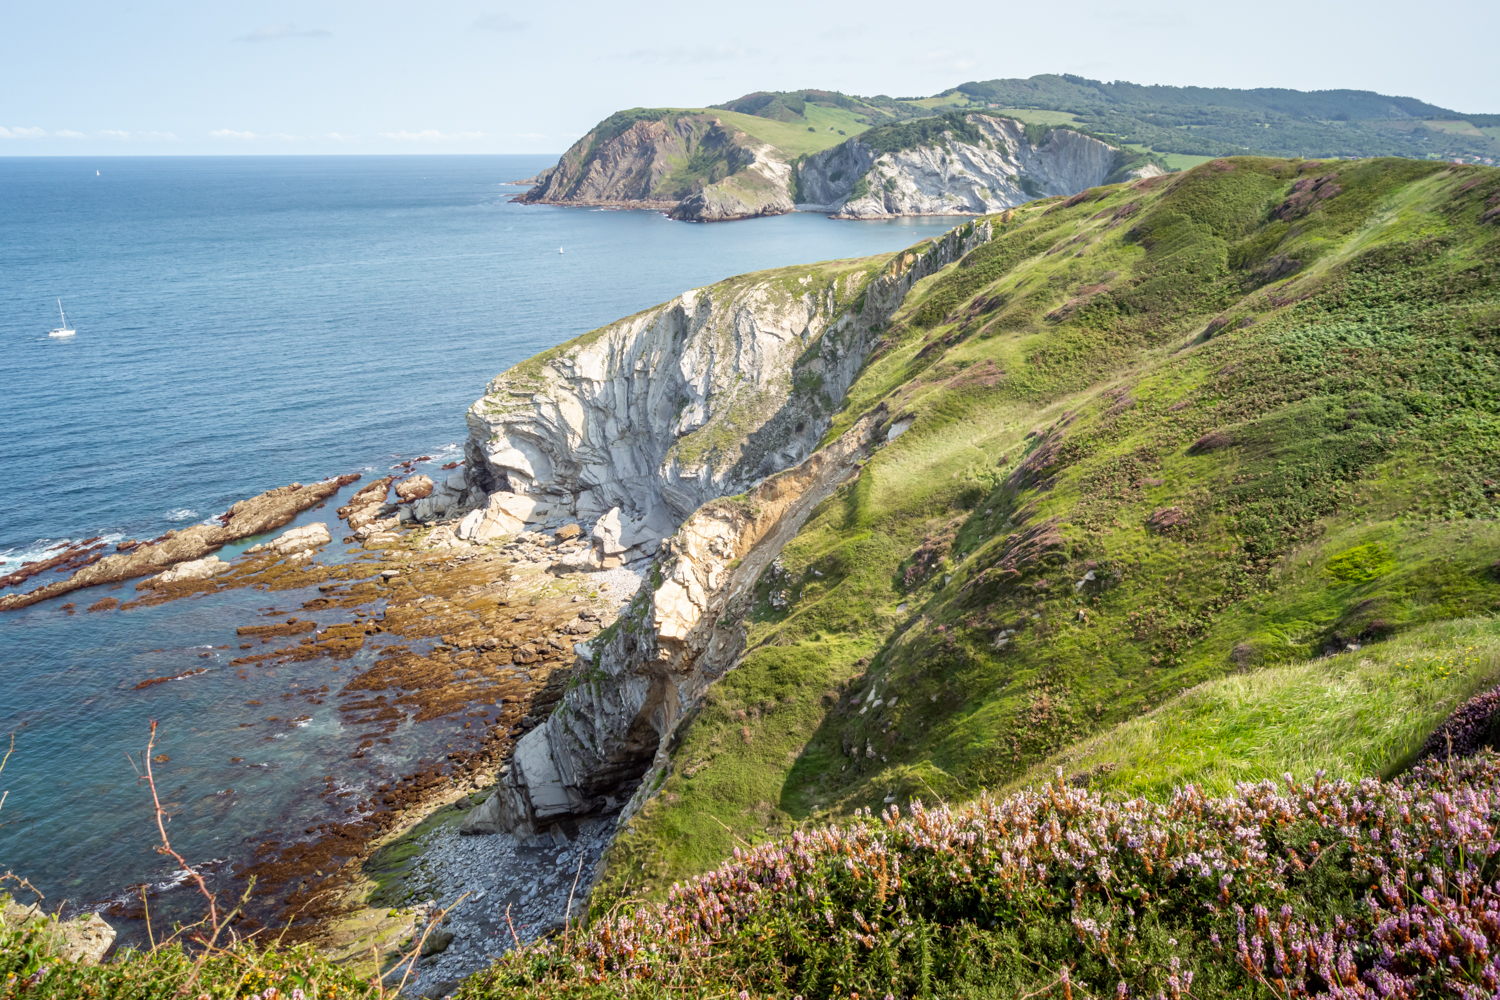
0, 154, 966, 924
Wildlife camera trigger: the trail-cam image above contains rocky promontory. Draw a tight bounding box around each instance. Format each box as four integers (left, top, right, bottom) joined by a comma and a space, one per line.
515, 111, 793, 222
456, 224, 990, 834
516, 102, 1163, 222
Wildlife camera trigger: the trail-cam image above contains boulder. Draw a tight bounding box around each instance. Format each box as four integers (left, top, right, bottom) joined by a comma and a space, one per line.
246, 521, 332, 556
395, 475, 434, 503
591, 507, 626, 555
420, 927, 454, 956
455, 494, 528, 544
490, 492, 540, 524
140, 555, 233, 589
1, 899, 116, 965
554, 523, 583, 542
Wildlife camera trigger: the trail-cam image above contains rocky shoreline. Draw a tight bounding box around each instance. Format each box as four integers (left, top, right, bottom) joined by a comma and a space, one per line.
1, 464, 652, 972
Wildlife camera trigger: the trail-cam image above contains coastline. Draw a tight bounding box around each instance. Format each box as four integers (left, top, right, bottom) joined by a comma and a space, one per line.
0, 469, 646, 965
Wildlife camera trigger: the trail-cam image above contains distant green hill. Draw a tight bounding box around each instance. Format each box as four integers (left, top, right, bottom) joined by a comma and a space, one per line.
934, 73, 1499, 163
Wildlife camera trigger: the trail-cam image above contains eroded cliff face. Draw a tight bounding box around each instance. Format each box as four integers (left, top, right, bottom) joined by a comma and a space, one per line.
516, 114, 793, 222
465, 220, 990, 538
798, 114, 1155, 219
461, 222, 992, 834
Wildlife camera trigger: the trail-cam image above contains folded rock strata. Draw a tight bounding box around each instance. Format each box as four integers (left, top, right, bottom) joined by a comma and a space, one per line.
479, 406, 888, 834
464, 222, 989, 535
798, 114, 1159, 219
458, 227, 994, 833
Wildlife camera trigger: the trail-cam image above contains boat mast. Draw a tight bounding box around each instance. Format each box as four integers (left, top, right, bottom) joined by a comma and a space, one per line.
58, 299, 66, 328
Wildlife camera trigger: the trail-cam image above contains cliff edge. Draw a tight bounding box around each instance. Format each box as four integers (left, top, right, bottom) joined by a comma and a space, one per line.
457, 221, 992, 834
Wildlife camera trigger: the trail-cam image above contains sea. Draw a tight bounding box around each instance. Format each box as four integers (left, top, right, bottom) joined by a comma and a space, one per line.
0, 154, 966, 928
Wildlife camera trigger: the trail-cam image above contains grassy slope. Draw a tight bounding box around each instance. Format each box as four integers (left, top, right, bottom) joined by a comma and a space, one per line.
1124, 142, 1215, 172
683, 104, 872, 158
1014, 615, 1500, 799
593, 156, 1500, 910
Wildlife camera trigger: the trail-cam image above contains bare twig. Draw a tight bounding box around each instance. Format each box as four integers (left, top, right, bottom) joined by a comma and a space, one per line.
0, 732, 14, 820
506, 902, 521, 948
140, 886, 155, 950
564, 850, 586, 942
700, 812, 753, 850
389, 895, 466, 998
127, 720, 222, 937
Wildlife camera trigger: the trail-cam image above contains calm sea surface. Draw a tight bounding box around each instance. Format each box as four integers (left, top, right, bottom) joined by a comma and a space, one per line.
0, 155, 965, 922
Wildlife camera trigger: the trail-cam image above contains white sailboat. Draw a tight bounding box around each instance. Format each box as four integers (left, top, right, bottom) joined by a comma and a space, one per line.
48, 299, 76, 338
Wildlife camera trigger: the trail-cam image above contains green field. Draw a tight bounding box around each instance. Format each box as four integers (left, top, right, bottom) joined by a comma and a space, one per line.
1124, 141, 1215, 171
684, 103, 873, 157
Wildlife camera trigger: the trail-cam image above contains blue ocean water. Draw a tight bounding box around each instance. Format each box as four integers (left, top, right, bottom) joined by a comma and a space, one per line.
0, 155, 966, 924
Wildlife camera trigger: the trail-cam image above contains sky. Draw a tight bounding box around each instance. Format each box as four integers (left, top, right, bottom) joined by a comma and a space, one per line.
4, 0, 1497, 156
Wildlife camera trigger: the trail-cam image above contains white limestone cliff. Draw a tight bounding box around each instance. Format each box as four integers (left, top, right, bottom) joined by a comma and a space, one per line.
458, 222, 993, 835
463, 220, 990, 533
798, 114, 1160, 219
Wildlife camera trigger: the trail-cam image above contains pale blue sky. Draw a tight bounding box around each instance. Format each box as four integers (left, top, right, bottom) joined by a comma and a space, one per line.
3, 0, 1496, 155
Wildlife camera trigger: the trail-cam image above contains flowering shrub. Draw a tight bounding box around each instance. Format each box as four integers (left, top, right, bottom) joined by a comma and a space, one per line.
463, 755, 1500, 999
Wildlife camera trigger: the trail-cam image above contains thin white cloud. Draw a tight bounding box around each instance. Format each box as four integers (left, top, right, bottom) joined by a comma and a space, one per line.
908, 48, 978, 72
817, 24, 868, 41
236, 23, 331, 42
623, 44, 757, 65
325, 132, 361, 142
209, 129, 299, 140
55, 130, 87, 138
472, 14, 527, 32
378, 130, 487, 141
0, 126, 48, 139
97, 130, 179, 141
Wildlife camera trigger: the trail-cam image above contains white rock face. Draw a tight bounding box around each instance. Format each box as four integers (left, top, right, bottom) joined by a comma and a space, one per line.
485, 407, 889, 834
799, 114, 1142, 219
464, 221, 990, 536
245, 521, 331, 556
464, 221, 995, 835
455, 493, 528, 544
142, 554, 234, 588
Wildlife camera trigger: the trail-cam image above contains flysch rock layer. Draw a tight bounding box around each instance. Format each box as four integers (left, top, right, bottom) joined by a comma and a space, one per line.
463, 221, 991, 537
798, 113, 1160, 219
479, 405, 889, 836
458, 225, 991, 838
0, 476, 360, 612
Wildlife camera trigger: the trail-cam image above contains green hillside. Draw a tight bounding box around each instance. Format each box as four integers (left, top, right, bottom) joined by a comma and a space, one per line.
924, 73, 1500, 163
686, 103, 873, 157
594, 156, 1500, 905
